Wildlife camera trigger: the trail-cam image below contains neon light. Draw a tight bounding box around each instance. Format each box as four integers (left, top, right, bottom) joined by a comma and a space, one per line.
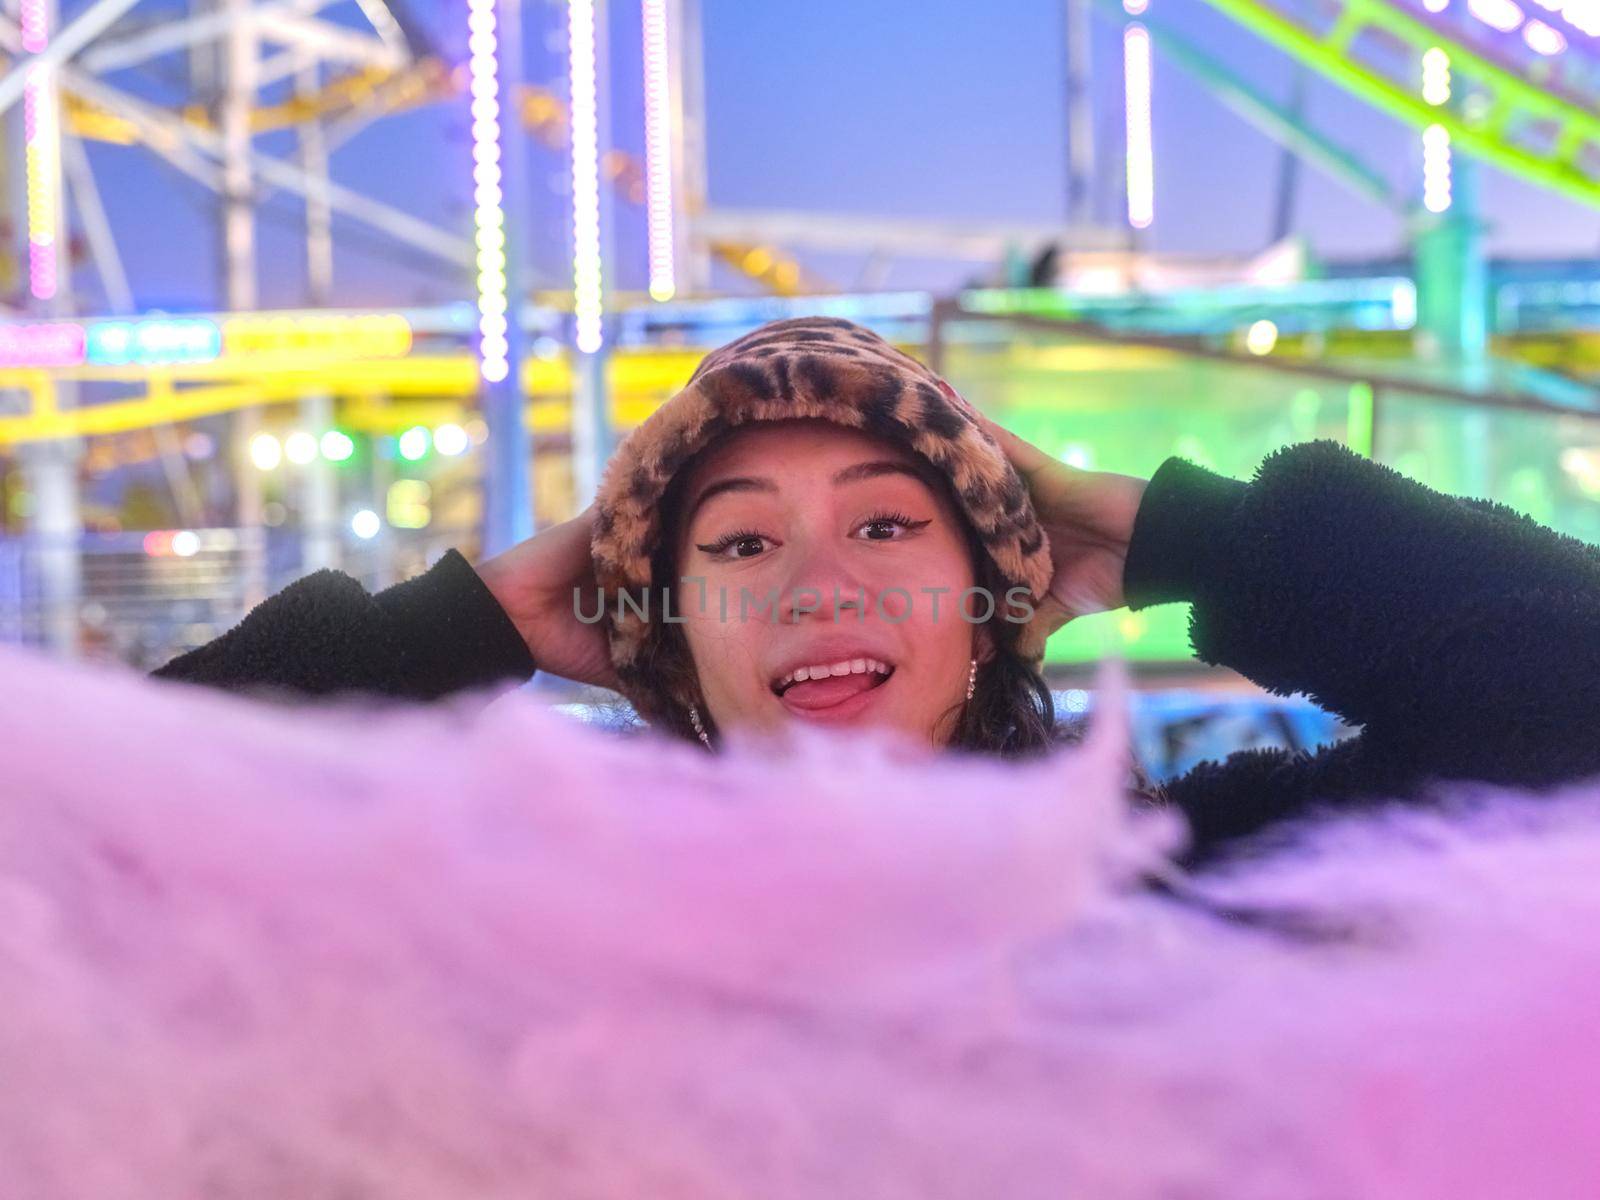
19, 0, 47, 52
398, 425, 430, 461
569, 0, 604, 352
386, 479, 432, 529
1245, 319, 1278, 355
351, 509, 382, 539
642, 0, 675, 302
0, 321, 84, 366
220, 313, 412, 358
1423, 0, 1448, 10
1423, 123, 1453, 212
433, 423, 470, 456
1124, 24, 1154, 230
87, 318, 222, 365
320, 430, 356, 462
1421, 49, 1452, 215
469, 0, 511, 383
1557, 0, 1600, 36
23, 71, 58, 299
284, 431, 319, 465
1515, 0, 1594, 36
1392, 280, 1418, 328
249, 433, 283, 471
1421, 47, 1451, 105
22, 0, 54, 299
1468, 0, 1526, 29
1523, 17, 1569, 49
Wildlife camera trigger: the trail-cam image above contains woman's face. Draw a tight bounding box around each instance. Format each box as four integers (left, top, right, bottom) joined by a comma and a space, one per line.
671, 419, 985, 747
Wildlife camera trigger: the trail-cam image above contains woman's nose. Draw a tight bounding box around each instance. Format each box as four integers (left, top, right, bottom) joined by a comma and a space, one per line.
776, 537, 869, 624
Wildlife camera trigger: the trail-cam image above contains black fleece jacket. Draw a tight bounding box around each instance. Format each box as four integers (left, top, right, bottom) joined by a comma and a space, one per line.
153, 440, 1600, 864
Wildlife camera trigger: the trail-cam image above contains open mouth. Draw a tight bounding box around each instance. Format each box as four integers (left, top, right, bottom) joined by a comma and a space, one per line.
771, 657, 895, 713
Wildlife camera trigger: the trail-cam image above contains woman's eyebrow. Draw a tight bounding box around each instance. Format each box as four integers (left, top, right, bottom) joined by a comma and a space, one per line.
832, 460, 924, 487
687, 460, 923, 524
685, 476, 777, 524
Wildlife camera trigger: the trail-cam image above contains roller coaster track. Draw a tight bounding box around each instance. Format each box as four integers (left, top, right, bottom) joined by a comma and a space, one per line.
62, 65, 812, 296
1201, 0, 1600, 209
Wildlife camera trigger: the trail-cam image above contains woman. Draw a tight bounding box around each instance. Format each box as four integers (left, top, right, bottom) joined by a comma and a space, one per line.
155, 317, 1600, 865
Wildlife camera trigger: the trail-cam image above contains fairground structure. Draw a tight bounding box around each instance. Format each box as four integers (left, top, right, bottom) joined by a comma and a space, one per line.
0, 0, 1595, 767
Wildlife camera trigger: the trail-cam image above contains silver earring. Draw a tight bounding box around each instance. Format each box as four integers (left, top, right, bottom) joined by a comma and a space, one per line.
965, 657, 978, 702
688, 704, 712, 749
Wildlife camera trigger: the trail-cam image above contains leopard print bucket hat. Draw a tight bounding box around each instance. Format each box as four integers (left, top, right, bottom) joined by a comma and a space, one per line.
590, 316, 1054, 709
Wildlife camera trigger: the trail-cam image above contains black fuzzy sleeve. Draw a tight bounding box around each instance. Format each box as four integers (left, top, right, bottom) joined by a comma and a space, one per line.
1122, 439, 1600, 864
151, 548, 536, 702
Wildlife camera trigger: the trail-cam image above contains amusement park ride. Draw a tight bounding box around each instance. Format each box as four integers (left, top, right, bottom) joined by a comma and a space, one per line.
0, 0, 1598, 678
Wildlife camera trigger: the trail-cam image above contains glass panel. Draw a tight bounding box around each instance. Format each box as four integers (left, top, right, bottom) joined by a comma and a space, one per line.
1376, 395, 1600, 547
933, 313, 1600, 667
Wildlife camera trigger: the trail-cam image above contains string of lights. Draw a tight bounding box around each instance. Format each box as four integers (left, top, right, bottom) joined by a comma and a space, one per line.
22, 0, 58, 302
569, 0, 604, 352
1421, 46, 1452, 214
642, 0, 675, 302
468, 0, 511, 383
1124, 17, 1154, 231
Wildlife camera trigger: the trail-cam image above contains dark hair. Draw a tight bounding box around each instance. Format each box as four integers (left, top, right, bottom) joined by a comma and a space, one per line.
621, 428, 1074, 760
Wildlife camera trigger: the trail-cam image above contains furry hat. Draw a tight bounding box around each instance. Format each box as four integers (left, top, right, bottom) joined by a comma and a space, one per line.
590, 316, 1054, 709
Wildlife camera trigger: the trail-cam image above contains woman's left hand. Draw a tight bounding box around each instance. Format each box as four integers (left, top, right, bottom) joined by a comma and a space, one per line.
975, 412, 1148, 638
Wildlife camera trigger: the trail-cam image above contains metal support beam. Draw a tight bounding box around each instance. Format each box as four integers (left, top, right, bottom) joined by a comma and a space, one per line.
572, 0, 613, 508
20, 0, 82, 658
221, 0, 265, 608
667, 0, 709, 294
1065, 0, 1096, 225
1120, 0, 1397, 211
60, 132, 129, 310
0, 0, 143, 116
253, 11, 402, 70
63, 70, 224, 187
81, 6, 237, 74
481, 0, 533, 553
297, 55, 339, 573
78, 0, 339, 75
697, 208, 1124, 259
61, 130, 203, 526
62, 70, 473, 266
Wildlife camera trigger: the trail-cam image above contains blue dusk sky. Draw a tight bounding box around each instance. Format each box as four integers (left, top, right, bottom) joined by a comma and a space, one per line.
72, 0, 1599, 314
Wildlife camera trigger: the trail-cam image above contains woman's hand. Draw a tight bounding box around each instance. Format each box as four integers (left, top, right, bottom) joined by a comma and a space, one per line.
976, 413, 1148, 639
474, 504, 622, 691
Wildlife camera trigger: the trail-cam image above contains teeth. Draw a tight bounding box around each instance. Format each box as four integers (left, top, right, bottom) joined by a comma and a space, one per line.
777, 658, 893, 690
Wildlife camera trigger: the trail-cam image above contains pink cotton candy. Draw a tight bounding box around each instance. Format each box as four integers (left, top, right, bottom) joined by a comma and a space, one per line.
3, 642, 1600, 1198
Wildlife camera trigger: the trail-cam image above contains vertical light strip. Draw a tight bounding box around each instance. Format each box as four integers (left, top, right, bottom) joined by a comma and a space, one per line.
569, 0, 603, 352
1123, 22, 1154, 230
469, 0, 510, 383
19, 0, 46, 51
22, 0, 56, 301
1421, 47, 1452, 213
641, 0, 675, 302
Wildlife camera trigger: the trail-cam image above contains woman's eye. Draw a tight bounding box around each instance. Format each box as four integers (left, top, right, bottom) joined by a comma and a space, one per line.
727, 535, 767, 558
695, 531, 771, 560
855, 513, 931, 542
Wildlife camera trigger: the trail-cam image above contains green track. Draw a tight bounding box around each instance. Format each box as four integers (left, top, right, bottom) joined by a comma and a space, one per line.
1202, 0, 1600, 209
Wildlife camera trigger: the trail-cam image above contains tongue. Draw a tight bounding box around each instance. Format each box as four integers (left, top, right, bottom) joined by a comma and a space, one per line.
779, 671, 880, 711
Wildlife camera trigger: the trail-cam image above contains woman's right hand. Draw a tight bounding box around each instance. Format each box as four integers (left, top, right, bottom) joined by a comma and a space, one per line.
974, 412, 1148, 639
474, 504, 622, 691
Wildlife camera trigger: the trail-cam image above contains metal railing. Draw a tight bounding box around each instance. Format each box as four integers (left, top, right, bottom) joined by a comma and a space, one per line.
0, 524, 474, 671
